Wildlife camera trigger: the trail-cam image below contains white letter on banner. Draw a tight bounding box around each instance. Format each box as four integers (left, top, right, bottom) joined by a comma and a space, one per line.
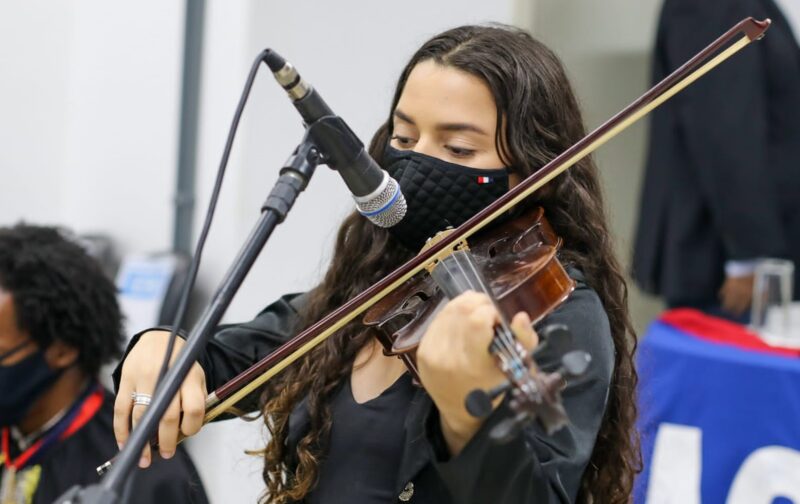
727, 446, 800, 503
645, 423, 702, 504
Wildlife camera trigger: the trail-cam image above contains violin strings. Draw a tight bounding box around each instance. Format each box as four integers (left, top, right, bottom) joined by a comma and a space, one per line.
436, 253, 540, 413
462, 256, 522, 367
442, 254, 523, 369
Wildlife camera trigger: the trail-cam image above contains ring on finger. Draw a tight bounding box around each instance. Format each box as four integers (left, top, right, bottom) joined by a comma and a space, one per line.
131, 392, 152, 407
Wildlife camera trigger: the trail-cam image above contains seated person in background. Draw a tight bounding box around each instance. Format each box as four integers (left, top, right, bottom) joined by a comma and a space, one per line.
0, 224, 208, 504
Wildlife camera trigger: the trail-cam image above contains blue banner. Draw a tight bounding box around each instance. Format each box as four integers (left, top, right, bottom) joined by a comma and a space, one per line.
635, 320, 800, 503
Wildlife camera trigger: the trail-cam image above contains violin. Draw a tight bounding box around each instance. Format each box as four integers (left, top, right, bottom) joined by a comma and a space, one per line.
363, 206, 588, 438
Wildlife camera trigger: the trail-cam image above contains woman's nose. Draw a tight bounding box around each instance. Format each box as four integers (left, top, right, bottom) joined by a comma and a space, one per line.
410, 138, 438, 158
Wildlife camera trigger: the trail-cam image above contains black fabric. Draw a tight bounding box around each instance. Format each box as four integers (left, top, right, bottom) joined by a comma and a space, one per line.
383, 146, 509, 251
0, 389, 208, 504
307, 373, 415, 504
113, 268, 614, 503
633, 0, 800, 305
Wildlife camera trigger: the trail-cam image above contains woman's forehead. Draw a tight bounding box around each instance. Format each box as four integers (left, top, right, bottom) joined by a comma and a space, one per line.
395, 60, 497, 133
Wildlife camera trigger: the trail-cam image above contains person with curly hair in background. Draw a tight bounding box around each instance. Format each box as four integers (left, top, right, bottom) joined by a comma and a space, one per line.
0, 224, 209, 504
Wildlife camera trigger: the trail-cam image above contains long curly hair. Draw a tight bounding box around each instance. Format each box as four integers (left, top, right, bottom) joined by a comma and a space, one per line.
260, 24, 641, 503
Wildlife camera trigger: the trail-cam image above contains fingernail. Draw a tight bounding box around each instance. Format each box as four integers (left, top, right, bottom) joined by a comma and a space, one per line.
161, 451, 175, 459
139, 456, 150, 468
117, 442, 123, 450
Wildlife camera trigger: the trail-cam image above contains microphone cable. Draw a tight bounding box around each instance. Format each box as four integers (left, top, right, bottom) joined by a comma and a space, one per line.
151, 50, 272, 437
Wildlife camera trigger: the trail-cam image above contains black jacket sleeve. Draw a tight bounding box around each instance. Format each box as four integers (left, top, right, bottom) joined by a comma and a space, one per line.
424, 279, 615, 503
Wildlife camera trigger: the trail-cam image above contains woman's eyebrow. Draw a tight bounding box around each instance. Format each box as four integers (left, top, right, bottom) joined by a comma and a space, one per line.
393, 108, 488, 136
437, 122, 488, 135
393, 109, 416, 125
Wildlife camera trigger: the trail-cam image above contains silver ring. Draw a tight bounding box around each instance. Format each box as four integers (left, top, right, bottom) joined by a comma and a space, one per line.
131, 392, 152, 406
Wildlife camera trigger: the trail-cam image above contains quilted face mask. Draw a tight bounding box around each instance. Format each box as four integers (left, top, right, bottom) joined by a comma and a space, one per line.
382, 145, 510, 251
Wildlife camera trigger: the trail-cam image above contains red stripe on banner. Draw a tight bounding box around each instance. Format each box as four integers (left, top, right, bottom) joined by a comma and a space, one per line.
660, 308, 800, 358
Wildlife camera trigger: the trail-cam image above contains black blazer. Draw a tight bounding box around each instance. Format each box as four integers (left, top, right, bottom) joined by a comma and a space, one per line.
115, 270, 615, 503
633, 0, 800, 305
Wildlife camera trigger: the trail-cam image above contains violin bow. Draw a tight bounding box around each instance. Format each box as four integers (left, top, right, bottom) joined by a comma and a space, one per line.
202, 17, 772, 422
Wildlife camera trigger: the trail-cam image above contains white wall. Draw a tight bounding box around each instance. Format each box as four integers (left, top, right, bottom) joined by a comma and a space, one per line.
0, 1, 72, 224
0, 1, 183, 253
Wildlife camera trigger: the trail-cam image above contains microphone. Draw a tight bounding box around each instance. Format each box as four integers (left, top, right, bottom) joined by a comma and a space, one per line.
263, 50, 406, 228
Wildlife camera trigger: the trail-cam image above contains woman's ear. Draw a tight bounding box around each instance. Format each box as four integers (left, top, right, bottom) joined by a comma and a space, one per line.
43, 340, 80, 370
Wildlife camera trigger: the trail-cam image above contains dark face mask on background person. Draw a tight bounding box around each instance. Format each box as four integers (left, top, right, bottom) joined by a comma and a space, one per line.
382, 145, 510, 252
0, 341, 63, 427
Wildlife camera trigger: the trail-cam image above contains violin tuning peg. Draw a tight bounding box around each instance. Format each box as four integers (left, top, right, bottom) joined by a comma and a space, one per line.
488, 379, 513, 399
465, 380, 512, 418
539, 323, 571, 341
559, 350, 591, 378
465, 389, 493, 418
531, 342, 548, 360
532, 324, 572, 360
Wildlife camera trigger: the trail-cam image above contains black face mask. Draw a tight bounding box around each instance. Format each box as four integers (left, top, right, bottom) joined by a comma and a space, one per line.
0, 342, 62, 427
382, 145, 510, 251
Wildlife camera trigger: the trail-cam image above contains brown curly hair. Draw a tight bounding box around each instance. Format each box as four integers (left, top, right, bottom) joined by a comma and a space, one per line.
260, 24, 641, 503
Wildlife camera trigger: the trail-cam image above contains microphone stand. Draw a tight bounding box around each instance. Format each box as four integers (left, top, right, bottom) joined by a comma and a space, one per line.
54, 135, 322, 503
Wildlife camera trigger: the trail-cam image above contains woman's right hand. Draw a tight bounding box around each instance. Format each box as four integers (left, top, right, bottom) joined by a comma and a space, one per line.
113, 330, 208, 468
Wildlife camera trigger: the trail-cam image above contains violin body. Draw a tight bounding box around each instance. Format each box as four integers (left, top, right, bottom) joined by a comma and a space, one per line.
363, 207, 576, 381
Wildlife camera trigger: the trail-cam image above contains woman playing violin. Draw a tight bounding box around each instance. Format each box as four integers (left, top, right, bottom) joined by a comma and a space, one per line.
113, 24, 640, 503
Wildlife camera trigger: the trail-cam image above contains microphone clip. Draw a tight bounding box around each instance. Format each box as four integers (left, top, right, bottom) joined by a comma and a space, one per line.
305, 115, 384, 197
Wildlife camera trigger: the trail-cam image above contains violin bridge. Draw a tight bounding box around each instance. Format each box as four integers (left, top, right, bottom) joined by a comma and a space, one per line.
419, 229, 471, 273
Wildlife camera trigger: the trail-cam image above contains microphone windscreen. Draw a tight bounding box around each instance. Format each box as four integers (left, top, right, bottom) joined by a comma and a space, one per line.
354, 173, 407, 228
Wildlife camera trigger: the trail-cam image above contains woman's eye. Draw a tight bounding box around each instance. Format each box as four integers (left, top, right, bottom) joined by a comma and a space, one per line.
391, 135, 416, 148
446, 145, 476, 158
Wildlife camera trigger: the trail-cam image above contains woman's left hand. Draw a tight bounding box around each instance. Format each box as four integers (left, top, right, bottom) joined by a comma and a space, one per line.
417, 291, 538, 455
